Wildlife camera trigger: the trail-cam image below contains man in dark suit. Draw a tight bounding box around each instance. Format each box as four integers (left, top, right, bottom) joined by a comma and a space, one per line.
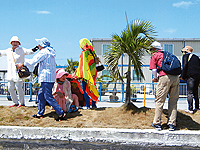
181, 46, 200, 114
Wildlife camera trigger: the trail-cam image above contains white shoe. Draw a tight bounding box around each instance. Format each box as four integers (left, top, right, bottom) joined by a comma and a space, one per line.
185, 109, 194, 114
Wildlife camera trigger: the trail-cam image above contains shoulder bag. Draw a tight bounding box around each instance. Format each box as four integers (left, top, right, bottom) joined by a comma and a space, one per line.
11, 50, 31, 78
89, 50, 105, 72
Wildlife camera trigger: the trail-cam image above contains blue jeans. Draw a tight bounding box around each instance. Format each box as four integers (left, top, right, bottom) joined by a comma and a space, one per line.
37, 82, 64, 116
82, 80, 96, 108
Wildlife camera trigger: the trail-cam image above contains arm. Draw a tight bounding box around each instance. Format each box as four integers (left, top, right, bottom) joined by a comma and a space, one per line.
149, 55, 158, 82
0, 50, 8, 57
24, 50, 46, 67
17, 50, 46, 69
23, 46, 39, 55
152, 69, 158, 82
63, 80, 73, 102
181, 54, 189, 80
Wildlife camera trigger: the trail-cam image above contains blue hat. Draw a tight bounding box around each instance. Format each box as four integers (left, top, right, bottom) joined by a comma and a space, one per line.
35, 37, 50, 47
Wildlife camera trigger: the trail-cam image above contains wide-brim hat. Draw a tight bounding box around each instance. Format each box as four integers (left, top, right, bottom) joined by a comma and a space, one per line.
10, 36, 21, 45
56, 68, 69, 79
35, 37, 50, 47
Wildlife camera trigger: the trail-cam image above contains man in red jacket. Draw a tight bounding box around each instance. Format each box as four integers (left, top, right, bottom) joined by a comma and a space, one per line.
149, 41, 179, 131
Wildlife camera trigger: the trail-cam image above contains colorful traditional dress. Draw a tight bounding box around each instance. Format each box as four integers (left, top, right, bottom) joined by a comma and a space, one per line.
75, 38, 99, 107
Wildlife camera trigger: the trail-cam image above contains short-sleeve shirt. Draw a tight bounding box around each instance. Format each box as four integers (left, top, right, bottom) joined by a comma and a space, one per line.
149, 51, 167, 77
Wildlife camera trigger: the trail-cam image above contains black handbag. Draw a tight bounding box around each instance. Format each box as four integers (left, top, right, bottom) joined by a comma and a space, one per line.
11, 50, 31, 78
89, 50, 105, 72
96, 63, 105, 72
18, 66, 31, 78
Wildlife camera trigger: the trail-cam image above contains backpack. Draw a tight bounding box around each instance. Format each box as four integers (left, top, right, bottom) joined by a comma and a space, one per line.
157, 51, 181, 75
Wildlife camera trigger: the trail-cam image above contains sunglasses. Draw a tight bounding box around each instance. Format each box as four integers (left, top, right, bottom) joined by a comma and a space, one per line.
181, 51, 187, 54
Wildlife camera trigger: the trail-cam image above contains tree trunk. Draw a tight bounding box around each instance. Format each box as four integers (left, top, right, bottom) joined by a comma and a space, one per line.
125, 71, 131, 105
125, 57, 131, 105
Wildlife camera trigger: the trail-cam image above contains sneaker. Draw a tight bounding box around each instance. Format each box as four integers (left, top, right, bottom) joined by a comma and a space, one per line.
32, 114, 43, 119
168, 124, 175, 131
185, 109, 194, 114
152, 123, 162, 131
9, 104, 19, 107
16, 104, 25, 108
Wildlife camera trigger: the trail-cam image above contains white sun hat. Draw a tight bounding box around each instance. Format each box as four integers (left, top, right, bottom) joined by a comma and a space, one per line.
151, 41, 162, 50
10, 36, 21, 45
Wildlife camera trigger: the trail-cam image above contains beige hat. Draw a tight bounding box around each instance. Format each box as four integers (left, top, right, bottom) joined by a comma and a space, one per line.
181, 46, 193, 53
10, 36, 21, 45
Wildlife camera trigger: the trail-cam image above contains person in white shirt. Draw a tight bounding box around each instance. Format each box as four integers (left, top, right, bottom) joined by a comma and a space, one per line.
0, 36, 38, 108
17, 37, 66, 121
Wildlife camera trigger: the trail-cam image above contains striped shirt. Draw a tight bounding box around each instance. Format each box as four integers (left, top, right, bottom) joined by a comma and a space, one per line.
24, 47, 56, 83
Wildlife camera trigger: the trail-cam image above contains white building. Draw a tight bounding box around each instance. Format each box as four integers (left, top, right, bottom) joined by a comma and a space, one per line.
90, 38, 200, 83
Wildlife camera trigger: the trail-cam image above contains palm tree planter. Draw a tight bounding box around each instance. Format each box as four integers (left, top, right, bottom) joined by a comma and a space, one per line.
130, 85, 137, 102
104, 16, 156, 106
109, 87, 119, 102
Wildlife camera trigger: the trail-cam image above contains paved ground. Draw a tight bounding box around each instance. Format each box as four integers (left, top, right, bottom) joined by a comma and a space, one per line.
1, 95, 200, 148
0, 94, 188, 110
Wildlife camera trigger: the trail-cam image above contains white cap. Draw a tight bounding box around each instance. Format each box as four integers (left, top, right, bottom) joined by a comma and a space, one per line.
10, 36, 21, 45
151, 41, 162, 49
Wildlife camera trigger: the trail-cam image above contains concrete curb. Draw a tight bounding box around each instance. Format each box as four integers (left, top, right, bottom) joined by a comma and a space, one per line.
0, 126, 200, 147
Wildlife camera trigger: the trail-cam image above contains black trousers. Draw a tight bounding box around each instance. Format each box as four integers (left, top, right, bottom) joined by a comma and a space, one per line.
187, 75, 200, 110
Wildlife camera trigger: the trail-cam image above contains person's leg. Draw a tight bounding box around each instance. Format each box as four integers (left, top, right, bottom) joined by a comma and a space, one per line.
168, 75, 179, 126
15, 81, 25, 105
82, 80, 90, 108
153, 75, 169, 125
72, 94, 79, 107
43, 82, 64, 116
193, 76, 200, 110
37, 83, 46, 116
187, 77, 195, 111
92, 100, 97, 108
8, 81, 19, 105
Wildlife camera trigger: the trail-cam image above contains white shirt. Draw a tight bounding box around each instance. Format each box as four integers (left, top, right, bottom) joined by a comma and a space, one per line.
0, 47, 34, 82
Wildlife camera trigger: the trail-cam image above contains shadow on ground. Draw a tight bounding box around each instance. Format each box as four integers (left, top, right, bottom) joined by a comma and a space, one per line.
163, 109, 200, 130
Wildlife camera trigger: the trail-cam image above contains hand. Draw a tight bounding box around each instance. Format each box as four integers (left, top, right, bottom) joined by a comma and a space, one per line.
180, 77, 183, 80
32, 46, 39, 52
152, 78, 158, 82
16, 63, 23, 69
56, 92, 64, 98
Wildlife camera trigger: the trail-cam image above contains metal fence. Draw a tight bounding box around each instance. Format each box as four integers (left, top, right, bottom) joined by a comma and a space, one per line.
95, 82, 188, 102
0, 81, 188, 103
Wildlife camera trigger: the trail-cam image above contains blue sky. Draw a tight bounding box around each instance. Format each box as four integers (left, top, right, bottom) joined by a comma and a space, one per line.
0, 0, 200, 66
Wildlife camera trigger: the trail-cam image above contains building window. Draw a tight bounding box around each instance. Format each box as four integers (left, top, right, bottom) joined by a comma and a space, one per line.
164, 44, 174, 54
102, 70, 111, 81
132, 70, 142, 81
102, 44, 111, 55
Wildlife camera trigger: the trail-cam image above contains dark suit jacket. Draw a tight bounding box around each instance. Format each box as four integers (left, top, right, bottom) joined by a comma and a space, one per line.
181, 53, 200, 80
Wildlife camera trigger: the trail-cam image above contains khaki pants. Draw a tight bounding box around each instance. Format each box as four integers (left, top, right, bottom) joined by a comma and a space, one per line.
153, 75, 179, 126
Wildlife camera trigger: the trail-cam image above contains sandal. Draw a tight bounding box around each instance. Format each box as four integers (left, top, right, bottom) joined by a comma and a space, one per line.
57, 113, 66, 121
32, 114, 43, 119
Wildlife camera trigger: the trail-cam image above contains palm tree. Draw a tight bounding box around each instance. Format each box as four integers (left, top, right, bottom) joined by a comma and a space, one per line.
104, 17, 156, 105
65, 58, 79, 74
